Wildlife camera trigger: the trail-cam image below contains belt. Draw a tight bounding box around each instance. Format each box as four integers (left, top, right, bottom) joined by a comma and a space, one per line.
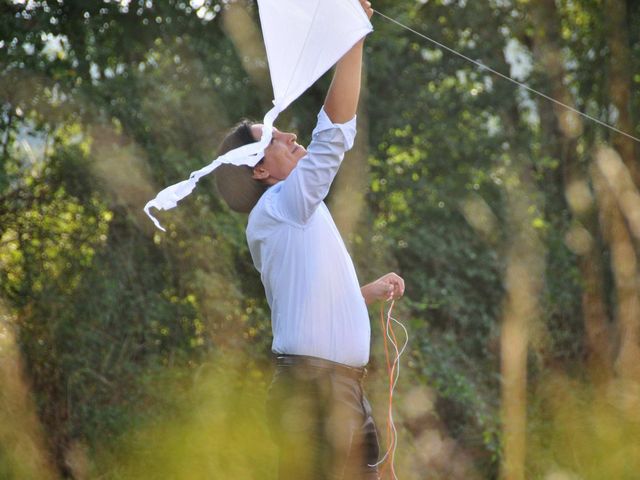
275, 354, 368, 382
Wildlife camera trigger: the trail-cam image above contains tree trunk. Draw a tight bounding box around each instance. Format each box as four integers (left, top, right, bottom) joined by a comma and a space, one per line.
605, 0, 639, 185
605, 0, 640, 383
496, 83, 545, 480
528, 0, 613, 382
500, 208, 541, 480
593, 150, 640, 383
222, 0, 272, 109
0, 304, 57, 480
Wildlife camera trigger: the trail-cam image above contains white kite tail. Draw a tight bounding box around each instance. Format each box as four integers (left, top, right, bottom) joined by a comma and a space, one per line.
143, 105, 282, 231
369, 300, 409, 480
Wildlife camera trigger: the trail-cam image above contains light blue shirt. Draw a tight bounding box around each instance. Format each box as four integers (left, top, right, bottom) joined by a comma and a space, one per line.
246, 108, 370, 367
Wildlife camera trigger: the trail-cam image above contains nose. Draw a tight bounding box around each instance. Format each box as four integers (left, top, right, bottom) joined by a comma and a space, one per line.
284, 132, 296, 143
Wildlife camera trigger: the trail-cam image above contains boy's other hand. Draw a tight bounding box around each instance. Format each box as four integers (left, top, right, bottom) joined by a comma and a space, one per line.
361, 272, 405, 305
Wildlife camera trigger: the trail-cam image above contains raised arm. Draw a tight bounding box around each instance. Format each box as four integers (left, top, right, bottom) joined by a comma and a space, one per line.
323, 0, 373, 124
268, 1, 373, 225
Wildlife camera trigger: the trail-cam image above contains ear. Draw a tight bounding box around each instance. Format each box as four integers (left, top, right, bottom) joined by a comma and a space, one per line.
252, 164, 270, 180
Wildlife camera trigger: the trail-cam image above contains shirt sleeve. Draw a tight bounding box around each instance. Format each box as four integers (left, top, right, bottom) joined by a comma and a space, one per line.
270, 107, 357, 225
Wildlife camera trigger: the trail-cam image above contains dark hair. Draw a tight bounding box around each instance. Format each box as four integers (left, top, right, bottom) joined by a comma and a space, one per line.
213, 120, 269, 213
217, 120, 257, 156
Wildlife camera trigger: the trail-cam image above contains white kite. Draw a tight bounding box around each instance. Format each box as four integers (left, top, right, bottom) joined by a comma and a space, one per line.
144, 0, 373, 230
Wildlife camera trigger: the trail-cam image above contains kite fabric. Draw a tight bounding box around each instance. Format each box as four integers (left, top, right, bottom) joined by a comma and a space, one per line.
144, 0, 373, 231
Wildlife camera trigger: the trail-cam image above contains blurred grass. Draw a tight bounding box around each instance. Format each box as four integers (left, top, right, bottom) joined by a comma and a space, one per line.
529, 374, 640, 480
92, 352, 277, 479
3, 323, 640, 479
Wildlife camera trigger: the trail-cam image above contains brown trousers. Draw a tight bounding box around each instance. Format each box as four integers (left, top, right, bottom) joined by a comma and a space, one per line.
266, 355, 380, 480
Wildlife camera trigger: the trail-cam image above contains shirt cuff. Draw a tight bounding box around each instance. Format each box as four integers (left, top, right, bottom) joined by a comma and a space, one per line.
311, 107, 358, 151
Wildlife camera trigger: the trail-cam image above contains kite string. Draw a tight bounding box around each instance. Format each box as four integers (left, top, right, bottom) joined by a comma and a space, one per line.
371, 299, 409, 480
373, 9, 640, 144
377, 302, 393, 478
384, 302, 399, 480
386, 306, 408, 480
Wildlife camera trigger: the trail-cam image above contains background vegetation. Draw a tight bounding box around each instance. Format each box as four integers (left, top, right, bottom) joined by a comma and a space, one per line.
1, 0, 639, 478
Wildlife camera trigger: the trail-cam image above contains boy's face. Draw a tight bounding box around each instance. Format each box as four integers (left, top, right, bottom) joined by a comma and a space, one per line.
250, 124, 307, 184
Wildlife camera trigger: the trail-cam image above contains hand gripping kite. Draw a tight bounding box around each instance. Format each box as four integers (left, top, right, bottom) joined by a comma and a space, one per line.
144, 0, 373, 230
